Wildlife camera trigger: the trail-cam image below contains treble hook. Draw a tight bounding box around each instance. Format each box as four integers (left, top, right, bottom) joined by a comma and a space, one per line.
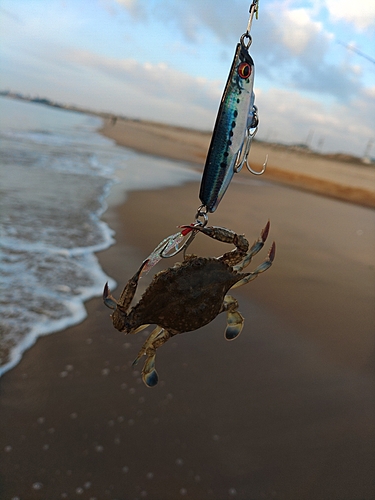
159, 206, 208, 259
247, 152, 268, 175
234, 130, 267, 175
234, 106, 267, 175
159, 228, 197, 259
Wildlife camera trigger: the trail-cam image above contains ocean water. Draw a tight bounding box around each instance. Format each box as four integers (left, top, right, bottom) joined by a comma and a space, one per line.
0, 97, 200, 375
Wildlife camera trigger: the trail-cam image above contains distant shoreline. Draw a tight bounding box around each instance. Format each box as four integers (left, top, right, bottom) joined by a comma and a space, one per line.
99, 116, 375, 209
2, 92, 375, 208
2, 91, 373, 165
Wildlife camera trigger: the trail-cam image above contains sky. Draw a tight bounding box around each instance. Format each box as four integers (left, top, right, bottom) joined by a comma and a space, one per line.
0, 0, 374, 157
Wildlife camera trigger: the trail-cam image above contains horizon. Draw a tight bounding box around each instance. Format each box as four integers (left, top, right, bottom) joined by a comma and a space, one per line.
2, 90, 374, 162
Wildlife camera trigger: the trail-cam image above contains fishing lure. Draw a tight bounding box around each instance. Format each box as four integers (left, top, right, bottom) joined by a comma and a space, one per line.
199, 0, 266, 213
142, 1, 266, 265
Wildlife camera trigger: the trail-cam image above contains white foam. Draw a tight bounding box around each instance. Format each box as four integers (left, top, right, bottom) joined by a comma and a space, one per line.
0, 265, 116, 377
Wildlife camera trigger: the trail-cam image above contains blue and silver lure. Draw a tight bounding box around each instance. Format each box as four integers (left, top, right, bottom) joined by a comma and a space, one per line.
200, 0, 265, 213
142, 2, 266, 267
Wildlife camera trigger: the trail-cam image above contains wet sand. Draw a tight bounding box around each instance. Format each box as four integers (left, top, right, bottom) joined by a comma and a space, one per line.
1, 168, 374, 499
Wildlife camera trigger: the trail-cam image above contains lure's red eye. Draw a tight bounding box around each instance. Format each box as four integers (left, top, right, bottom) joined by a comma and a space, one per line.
238, 62, 251, 79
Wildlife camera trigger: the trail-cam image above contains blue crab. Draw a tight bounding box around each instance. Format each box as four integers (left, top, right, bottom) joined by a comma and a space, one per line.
103, 222, 275, 387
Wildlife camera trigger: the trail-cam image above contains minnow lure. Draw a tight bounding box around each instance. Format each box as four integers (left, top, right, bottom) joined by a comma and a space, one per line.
138, 2, 268, 271
199, 0, 265, 213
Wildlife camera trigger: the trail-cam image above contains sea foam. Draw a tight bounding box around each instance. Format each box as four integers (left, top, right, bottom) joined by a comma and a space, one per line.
0, 97, 200, 375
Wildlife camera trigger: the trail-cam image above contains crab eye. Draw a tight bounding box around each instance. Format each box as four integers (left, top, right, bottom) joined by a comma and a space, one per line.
238, 62, 251, 79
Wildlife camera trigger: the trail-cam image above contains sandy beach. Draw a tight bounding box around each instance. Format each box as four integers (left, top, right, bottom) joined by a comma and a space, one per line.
100, 118, 375, 208
1, 118, 374, 499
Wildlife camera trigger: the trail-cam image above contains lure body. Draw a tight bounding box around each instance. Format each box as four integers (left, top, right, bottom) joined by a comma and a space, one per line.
200, 43, 256, 212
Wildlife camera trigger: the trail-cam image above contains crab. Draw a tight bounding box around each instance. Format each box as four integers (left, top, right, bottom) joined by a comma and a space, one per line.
103, 222, 275, 387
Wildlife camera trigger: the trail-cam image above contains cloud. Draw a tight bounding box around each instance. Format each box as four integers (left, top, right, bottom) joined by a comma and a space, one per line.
113, 0, 248, 43
63, 48, 222, 127
251, 4, 363, 100
0, 7, 22, 23
114, 0, 146, 19
280, 8, 325, 55
113, 0, 364, 101
255, 86, 375, 155
159, 0, 246, 44
66, 49, 221, 108
323, 0, 375, 30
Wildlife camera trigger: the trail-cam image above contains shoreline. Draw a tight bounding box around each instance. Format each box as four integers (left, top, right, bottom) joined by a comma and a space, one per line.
99, 116, 375, 209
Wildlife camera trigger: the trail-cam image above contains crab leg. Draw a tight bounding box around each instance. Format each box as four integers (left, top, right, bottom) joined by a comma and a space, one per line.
233, 221, 270, 272
141, 329, 174, 388
222, 295, 244, 340
104, 260, 149, 311
117, 259, 149, 309
231, 241, 276, 289
131, 324, 150, 335
181, 224, 249, 266
132, 325, 164, 366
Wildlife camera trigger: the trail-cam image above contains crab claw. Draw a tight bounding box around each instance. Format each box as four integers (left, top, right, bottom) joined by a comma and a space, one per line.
261, 220, 270, 241
103, 282, 118, 310
269, 241, 276, 262
255, 241, 276, 273
245, 220, 270, 259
